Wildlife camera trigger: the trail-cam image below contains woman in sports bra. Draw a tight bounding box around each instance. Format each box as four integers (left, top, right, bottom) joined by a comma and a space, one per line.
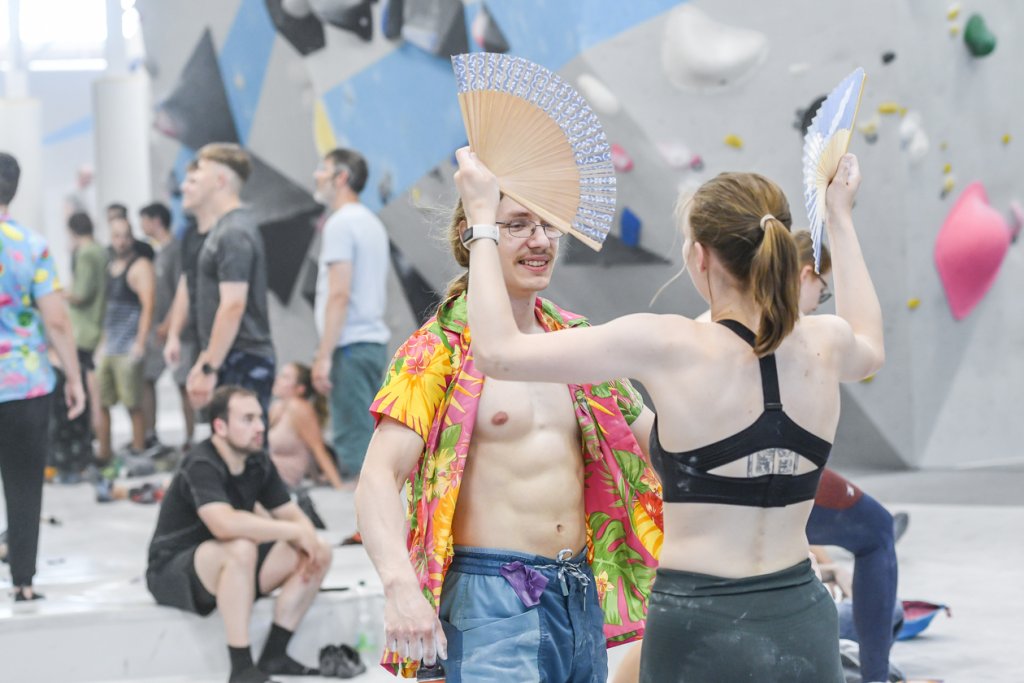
454, 148, 884, 682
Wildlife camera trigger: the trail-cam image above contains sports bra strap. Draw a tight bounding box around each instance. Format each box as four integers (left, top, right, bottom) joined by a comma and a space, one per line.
716, 319, 783, 412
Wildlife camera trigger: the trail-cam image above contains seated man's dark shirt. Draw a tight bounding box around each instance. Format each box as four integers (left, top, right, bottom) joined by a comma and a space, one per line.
147, 438, 291, 570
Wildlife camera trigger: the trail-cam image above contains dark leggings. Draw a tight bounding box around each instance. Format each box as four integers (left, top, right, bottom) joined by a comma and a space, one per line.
641, 561, 843, 682
807, 490, 898, 682
0, 393, 53, 587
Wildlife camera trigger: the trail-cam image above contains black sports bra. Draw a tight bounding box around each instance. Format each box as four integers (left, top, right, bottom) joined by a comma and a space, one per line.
650, 319, 832, 508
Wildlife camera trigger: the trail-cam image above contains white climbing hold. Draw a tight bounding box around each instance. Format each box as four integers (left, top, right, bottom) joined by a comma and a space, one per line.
660, 5, 768, 92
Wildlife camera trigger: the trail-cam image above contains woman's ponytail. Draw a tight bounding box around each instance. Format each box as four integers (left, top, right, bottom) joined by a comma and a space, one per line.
750, 217, 800, 356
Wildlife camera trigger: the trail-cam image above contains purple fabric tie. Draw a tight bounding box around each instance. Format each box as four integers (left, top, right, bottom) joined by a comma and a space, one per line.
499, 561, 549, 607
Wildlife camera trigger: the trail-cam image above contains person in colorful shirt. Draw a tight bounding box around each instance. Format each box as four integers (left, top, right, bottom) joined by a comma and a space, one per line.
355, 196, 663, 681
0, 151, 86, 601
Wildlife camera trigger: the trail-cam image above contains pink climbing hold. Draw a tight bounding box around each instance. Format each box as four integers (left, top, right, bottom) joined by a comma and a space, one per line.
934, 182, 1011, 320
611, 143, 634, 173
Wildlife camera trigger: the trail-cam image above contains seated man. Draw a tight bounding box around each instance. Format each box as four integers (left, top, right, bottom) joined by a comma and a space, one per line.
146, 385, 332, 683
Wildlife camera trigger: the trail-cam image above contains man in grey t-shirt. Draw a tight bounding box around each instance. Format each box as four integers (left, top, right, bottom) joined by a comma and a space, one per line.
311, 148, 390, 483
183, 144, 276, 416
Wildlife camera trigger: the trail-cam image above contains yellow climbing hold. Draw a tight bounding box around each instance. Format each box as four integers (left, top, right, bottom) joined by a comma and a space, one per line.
877, 102, 906, 116
947, 3, 960, 21
1002, 133, 1012, 145
860, 374, 876, 384
943, 163, 952, 174
410, 186, 422, 204
949, 25, 960, 37
724, 134, 744, 149
942, 176, 956, 194
907, 297, 921, 310
859, 117, 879, 136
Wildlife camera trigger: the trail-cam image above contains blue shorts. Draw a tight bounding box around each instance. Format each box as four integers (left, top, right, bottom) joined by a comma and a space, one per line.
438, 545, 607, 683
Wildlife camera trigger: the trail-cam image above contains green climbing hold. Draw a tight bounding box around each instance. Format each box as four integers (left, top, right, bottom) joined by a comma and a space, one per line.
964, 14, 996, 57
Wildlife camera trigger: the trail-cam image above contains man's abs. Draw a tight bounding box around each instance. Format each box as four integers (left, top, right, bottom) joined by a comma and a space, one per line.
453, 377, 587, 558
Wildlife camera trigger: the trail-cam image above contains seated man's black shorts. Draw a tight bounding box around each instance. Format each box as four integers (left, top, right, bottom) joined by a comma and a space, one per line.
77, 347, 95, 372
147, 542, 275, 616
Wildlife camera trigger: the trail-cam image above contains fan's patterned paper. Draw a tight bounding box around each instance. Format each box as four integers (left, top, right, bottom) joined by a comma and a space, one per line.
452, 52, 616, 249
802, 67, 866, 272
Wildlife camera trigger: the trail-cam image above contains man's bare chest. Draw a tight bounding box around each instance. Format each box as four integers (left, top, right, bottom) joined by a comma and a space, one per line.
473, 376, 579, 442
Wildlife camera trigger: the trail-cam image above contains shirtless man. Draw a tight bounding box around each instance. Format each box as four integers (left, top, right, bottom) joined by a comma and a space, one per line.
355, 197, 663, 681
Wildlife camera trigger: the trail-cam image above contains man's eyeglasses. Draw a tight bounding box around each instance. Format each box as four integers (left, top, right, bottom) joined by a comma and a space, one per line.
496, 220, 565, 240
817, 275, 832, 305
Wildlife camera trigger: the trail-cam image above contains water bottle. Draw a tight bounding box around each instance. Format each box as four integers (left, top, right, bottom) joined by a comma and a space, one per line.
354, 581, 379, 660
416, 661, 446, 682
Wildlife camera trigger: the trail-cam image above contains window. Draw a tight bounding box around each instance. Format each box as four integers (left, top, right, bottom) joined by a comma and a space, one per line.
0, 0, 143, 72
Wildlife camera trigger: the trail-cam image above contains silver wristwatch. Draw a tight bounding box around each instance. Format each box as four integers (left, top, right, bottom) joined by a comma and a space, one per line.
461, 223, 500, 247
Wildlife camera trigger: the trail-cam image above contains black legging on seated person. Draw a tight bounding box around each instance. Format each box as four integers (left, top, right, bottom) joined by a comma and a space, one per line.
0, 393, 53, 587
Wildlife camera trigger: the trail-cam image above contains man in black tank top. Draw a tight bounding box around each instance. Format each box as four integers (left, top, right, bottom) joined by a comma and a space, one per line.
96, 218, 155, 462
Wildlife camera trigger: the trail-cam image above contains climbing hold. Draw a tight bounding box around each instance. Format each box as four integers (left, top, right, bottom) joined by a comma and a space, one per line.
1001, 133, 1011, 145
620, 208, 642, 248
949, 25, 960, 37
947, 3, 961, 21
907, 298, 921, 310
1009, 200, 1023, 243
657, 141, 701, 170
724, 134, 744, 149
934, 182, 1012, 319
410, 186, 422, 204
282, 0, 313, 18
611, 144, 634, 173
881, 51, 896, 64
877, 102, 905, 115
311, 0, 374, 42
795, 95, 827, 135
899, 111, 929, 163
941, 176, 956, 199
860, 374, 876, 384
858, 114, 881, 144
943, 163, 952, 174
660, 5, 768, 92
576, 74, 621, 116
940, 141, 949, 151
964, 14, 997, 56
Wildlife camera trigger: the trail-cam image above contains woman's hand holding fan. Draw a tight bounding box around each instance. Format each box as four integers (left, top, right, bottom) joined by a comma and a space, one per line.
453, 146, 501, 226
824, 153, 861, 225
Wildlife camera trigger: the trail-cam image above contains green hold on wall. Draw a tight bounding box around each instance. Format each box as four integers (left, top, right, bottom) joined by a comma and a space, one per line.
964, 14, 997, 57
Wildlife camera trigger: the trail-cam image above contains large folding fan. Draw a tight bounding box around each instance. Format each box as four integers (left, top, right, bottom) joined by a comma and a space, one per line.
451, 52, 616, 251
802, 67, 866, 272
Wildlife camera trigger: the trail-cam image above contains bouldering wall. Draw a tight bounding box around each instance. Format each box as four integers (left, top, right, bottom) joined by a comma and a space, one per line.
137, 0, 1023, 469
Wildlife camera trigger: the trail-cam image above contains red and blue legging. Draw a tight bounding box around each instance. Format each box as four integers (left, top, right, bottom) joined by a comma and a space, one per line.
807, 469, 898, 682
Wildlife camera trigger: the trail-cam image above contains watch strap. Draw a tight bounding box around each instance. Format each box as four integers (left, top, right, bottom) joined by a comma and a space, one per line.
461, 223, 499, 246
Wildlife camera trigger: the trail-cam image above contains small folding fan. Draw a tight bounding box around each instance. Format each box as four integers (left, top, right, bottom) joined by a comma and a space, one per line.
802, 67, 866, 272
451, 52, 616, 251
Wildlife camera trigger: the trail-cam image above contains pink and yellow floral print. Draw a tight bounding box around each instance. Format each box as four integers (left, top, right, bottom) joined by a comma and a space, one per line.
370, 294, 663, 677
